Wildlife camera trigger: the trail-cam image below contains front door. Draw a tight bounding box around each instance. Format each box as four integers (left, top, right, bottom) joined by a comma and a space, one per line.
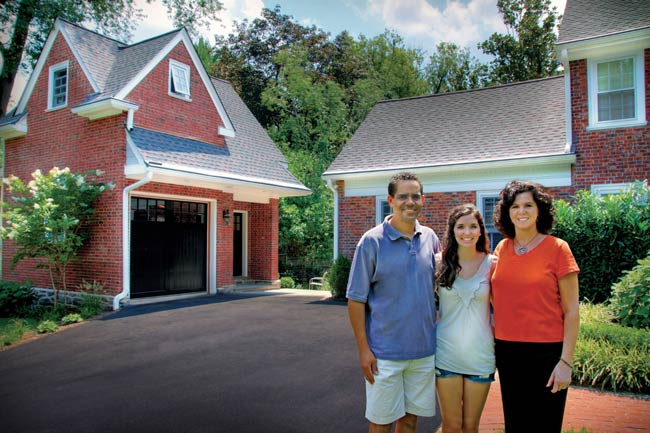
130, 197, 207, 298
233, 212, 243, 277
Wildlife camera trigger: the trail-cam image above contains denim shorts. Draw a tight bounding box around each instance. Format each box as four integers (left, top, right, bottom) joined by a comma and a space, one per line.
435, 367, 495, 384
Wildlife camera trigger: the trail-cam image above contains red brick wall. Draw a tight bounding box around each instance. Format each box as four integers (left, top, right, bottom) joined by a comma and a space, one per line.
126, 42, 226, 146
337, 184, 577, 260
3, 35, 127, 294
233, 200, 279, 281
569, 50, 650, 190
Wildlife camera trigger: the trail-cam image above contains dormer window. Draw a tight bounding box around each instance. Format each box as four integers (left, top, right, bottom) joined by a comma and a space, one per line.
588, 51, 646, 129
48, 61, 69, 109
169, 59, 191, 100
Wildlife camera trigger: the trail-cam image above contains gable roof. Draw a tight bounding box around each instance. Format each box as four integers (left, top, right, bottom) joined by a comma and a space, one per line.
12, 18, 234, 134
324, 76, 568, 177
127, 78, 310, 198
557, 0, 650, 45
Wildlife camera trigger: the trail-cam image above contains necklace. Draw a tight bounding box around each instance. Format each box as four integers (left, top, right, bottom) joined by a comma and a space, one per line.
515, 233, 539, 254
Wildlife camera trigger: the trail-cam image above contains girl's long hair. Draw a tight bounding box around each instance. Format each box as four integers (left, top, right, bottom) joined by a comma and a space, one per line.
436, 204, 489, 289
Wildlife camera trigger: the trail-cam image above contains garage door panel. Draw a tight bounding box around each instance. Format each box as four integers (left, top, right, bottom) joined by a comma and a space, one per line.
131, 198, 207, 298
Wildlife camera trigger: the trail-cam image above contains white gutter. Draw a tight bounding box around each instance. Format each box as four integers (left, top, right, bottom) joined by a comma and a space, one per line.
113, 171, 154, 310
326, 179, 339, 260
561, 49, 573, 153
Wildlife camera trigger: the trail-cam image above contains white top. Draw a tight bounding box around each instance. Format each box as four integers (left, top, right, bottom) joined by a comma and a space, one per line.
436, 254, 495, 375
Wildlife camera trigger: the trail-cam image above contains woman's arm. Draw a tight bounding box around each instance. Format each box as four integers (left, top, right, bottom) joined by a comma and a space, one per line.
547, 271, 580, 393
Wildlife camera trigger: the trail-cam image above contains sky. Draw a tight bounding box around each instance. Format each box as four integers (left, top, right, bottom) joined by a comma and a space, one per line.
133, 0, 567, 55
8, 0, 568, 109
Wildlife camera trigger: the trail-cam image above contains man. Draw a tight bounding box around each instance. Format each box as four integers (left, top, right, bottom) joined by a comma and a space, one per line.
347, 172, 441, 433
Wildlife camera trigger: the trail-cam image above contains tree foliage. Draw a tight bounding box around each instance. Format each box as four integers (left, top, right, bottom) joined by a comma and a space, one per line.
1, 167, 113, 305
425, 42, 488, 94
479, 0, 561, 84
0, 0, 224, 115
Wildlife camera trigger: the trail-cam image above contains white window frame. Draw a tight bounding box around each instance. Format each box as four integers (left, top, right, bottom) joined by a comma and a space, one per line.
477, 191, 502, 250
169, 59, 191, 100
587, 50, 646, 130
590, 182, 632, 197
48, 61, 69, 110
375, 196, 391, 225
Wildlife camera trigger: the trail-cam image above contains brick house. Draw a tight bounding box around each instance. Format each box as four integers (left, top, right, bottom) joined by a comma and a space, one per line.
0, 19, 309, 308
323, 0, 650, 260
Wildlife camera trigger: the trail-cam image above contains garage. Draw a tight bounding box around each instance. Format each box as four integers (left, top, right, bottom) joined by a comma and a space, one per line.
130, 197, 208, 298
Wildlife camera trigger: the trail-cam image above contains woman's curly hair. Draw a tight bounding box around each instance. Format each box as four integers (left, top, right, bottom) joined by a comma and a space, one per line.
493, 180, 556, 239
436, 204, 490, 289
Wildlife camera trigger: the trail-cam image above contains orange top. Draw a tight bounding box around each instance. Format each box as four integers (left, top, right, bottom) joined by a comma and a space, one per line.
491, 235, 579, 342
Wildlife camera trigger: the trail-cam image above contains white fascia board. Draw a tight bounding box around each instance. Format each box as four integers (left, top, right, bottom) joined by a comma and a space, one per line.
328, 155, 575, 197
71, 98, 139, 120
0, 115, 27, 140
556, 28, 650, 61
124, 163, 311, 200
15, 21, 61, 113
58, 24, 99, 93
323, 154, 576, 181
114, 30, 236, 137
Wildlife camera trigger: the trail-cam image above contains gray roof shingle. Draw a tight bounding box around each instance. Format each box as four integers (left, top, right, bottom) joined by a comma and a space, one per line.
558, 0, 650, 45
325, 76, 567, 175
59, 19, 180, 102
128, 78, 307, 191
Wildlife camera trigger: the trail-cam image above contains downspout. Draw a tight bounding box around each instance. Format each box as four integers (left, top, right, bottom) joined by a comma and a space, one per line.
561, 48, 573, 154
113, 170, 153, 310
326, 179, 339, 260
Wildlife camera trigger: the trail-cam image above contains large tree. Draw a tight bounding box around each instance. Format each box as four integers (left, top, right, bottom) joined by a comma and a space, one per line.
425, 42, 488, 94
0, 0, 224, 115
479, 0, 561, 85
211, 5, 331, 127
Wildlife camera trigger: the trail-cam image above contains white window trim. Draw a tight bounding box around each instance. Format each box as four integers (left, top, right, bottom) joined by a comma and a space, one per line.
587, 50, 646, 130
590, 183, 632, 197
168, 59, 191, 101
47, 60, 69, 110
476, 190, 501, 245
375, 196, 390, 226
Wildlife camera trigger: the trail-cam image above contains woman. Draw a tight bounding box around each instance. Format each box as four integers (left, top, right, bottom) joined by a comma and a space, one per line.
435, 204, 495, 433
491, 180, 580, 433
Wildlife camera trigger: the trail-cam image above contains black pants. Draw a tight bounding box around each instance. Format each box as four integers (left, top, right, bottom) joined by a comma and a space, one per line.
495, 339, 568, 433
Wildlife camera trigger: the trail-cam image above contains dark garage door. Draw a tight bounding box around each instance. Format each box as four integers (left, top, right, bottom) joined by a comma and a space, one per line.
131, 197, 207, 298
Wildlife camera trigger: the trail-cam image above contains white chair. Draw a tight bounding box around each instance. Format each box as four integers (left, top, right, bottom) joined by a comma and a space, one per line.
309, 271, 328, 290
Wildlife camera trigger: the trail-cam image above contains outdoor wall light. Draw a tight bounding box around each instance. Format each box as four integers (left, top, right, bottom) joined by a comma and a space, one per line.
222, 209, 231, 226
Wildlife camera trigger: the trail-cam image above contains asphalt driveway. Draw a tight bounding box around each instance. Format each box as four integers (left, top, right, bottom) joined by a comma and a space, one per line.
0, 291, 442, 433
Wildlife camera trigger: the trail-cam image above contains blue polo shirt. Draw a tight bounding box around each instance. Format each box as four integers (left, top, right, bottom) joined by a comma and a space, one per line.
346, 217, 440, 360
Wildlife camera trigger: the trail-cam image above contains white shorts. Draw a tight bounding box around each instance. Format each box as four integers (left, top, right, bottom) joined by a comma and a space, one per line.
365, 354, 436, 425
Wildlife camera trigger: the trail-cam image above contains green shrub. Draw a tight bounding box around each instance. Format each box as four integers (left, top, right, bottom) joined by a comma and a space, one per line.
574, 303, 650, 393
610, 254, 650, 328
78, 292, 106, 319
328, 255, 351, 300
36, 320, 58, 334
553, 182, 650, 302
0, 281, 35, 317
61, 313, 84, 325
280, 276, 296, 289
1, 318, 37, 346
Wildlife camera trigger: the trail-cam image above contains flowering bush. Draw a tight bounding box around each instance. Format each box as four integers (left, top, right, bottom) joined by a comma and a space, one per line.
1, 167, 113, 305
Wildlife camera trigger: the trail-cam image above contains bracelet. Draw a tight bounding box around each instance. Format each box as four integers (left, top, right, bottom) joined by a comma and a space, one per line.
560, 357, 573, 368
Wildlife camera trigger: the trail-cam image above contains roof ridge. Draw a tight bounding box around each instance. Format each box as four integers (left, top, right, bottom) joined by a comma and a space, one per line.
377, 75, 564, 105
56, 17, 126, 47
121, 28, 183, 50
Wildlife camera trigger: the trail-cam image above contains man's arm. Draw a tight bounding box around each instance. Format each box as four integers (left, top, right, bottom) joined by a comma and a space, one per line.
348, 299, 377, 384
